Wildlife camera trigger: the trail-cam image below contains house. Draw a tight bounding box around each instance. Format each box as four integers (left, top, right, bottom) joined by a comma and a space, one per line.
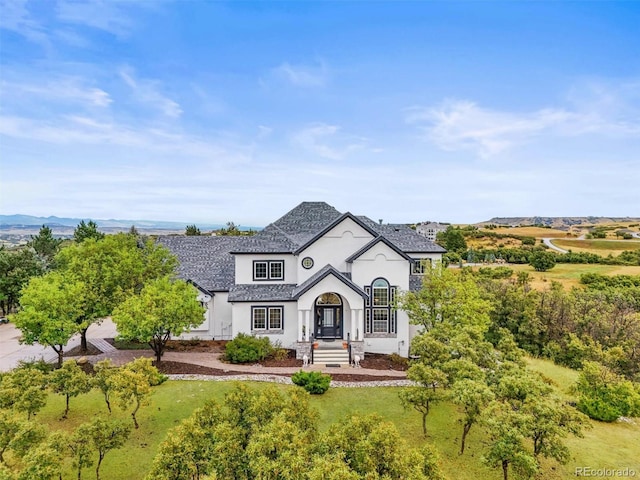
416, 221, 447, 241
158, 202, 445, 361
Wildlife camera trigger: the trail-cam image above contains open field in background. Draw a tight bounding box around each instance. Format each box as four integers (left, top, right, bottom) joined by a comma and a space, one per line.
490, 226, 575, 238
481, 264, 640, 290
22, 360, 639, 480
552, 239, 640, 256
466, 236, 523, 249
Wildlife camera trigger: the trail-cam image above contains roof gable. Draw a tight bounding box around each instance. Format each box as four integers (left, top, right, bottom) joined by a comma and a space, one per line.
345, 235, 413, 263
292, 264, 368, 300
293, 212, 379, 254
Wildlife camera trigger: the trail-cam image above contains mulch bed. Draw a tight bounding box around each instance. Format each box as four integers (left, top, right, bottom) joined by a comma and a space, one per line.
155, 361, 405, 382
65, 343, 103, 357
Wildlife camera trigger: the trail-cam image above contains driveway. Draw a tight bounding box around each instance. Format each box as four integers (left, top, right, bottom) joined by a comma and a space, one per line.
542, 237, 568, 253
0, 318, 117, 372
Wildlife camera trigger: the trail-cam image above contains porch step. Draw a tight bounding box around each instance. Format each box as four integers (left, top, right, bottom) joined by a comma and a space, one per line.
88, 338, 117, 353
313, 348, 350, 365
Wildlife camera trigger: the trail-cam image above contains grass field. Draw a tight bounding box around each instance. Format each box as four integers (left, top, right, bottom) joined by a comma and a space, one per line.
20, 364, 639, 480
553, 239, 640, 256
479, 263, 640, 290
491, 226, 574, 238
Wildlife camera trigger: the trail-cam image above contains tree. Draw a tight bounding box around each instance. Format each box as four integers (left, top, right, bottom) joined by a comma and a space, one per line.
69, 426, 93, 480
0, 410, 47, 464
185, 224, 201, 236
217, 222, 241, 236
55, 233, 178, 352
112, 358, 164, 429
521, 396, 587, 463
0, 247, 44, 315
11, 272, 84, 367
17, 431, 67, 480
573, 361, 640, 421
0, 366, 49, 420
399, 262, 492, 331
113, 277, 205, 363
451, 379, 495, 455
80, 418, 131, 480
28, 225, 62, 268
529, 251, 556, 272
93, 359, 118, 414
73, 220, 105, 243
436, 226, 467, 254
399, 364, 448, 437
482, 402, 538, 480
49, 360, 92, 418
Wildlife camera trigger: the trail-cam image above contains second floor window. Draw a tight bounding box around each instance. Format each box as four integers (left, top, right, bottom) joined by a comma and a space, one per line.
253, 260, 285, 280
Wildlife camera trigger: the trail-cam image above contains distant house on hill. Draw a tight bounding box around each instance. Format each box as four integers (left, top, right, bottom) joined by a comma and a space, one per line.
416, 222, 447, 241
158, 202, 445, 363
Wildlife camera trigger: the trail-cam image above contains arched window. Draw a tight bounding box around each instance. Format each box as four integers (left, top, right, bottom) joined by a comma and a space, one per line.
364, 278, 397, 335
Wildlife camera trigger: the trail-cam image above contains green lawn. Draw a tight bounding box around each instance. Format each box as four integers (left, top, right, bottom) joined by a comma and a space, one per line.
553, 238, 640, 256
506, 263, 640, 290
23, 366, 639, 480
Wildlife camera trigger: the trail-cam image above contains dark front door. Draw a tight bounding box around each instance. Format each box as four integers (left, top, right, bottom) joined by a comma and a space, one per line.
316, 306, 342, 338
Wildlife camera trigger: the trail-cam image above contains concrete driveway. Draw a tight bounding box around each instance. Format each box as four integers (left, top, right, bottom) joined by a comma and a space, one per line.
0, 318, 117, 372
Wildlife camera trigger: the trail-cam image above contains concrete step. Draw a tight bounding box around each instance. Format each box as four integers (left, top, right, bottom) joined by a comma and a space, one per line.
88, 338, 117, 353
313, 349, 350, 365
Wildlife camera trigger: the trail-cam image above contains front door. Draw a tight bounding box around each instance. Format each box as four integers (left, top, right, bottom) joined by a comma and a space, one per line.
316, 306, 342, 339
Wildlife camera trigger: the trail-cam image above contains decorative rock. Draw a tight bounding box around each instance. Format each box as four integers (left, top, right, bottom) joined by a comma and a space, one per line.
77, 357, 88, 365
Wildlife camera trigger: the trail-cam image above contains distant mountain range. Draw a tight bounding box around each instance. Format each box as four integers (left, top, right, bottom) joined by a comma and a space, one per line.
0, 214, 259, 232
479, 216, 640, 229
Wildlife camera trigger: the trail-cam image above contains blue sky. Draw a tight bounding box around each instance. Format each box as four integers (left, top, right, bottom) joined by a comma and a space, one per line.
1, 1, 639, 226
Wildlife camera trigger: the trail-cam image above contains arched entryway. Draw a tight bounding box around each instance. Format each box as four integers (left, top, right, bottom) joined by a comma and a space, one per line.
315, 292, 342, 339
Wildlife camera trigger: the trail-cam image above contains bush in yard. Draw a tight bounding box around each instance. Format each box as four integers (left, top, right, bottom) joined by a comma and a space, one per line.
225, 333, 274, 364
291, 370, 331, 394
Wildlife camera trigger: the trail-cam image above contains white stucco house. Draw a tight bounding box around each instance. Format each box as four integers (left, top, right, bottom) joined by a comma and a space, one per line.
158, 202, 445, 363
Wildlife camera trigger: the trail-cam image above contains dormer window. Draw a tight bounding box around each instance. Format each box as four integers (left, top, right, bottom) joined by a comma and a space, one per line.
253, 260, 284, 281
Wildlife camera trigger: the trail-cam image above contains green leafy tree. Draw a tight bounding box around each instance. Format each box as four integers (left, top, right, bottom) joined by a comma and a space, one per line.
49, 360, 92, 418
0, 410, 47, 464
55, 233, 178, 352
573, 361, 640, 421
112, 358, 164, 429
69, 426, 93, 480
80, 418, 131, 480
113, 277, 205, 363
436, 226, 467, 254
92, 359, 118, 414
0, 247, 44, 315
0, 365, 49, 420
185, 224, 201, 236
29, 225, 63, 268
17, 431, 67, 480
399, 262, 492, 331
482, 402, 538, 480
521, 396, 587, 463
451, 379, 495, 455
11, 272, 83, 367
73, 220, 105, 243
529, 250, 556, 272
399, 364, 448, 437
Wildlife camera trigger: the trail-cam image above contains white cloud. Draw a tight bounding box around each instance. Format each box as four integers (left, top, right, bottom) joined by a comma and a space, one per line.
0, 0, 49, 45
0, 77, 112, 107
407, 83, 640, 157
272, 61, 328, 88
119, 67, 182, 118
56, 0, 135, 37
293, 123, 366, 160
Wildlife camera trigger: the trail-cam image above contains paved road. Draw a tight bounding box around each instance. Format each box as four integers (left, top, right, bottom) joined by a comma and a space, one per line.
542, 238, 568, 253
0, 318, 117, 372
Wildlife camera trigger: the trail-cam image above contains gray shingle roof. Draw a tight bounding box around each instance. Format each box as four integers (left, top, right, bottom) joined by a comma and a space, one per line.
357, 217, 446, 253
157, 236, 248, 292
228, 284, 297, 302
292, 264, 368, 300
